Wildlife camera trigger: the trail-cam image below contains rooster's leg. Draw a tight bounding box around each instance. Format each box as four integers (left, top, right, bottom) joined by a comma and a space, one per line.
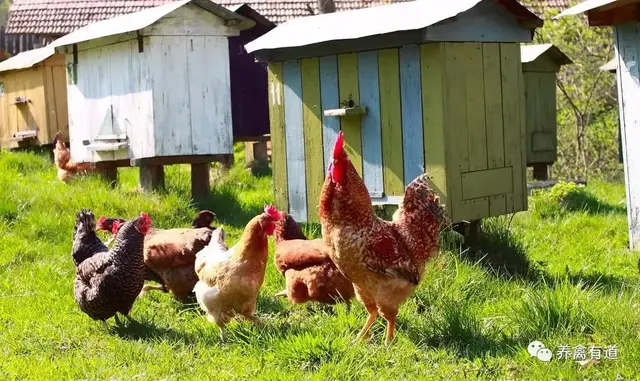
242, 313, 264, 326
353, 303, 378, 344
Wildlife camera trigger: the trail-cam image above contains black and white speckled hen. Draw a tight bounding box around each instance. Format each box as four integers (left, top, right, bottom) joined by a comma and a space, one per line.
71, 209, 109, 267
73, 212, 152, 325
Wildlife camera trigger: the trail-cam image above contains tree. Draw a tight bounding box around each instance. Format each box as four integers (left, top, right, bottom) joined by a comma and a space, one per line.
530, 7, 621, 181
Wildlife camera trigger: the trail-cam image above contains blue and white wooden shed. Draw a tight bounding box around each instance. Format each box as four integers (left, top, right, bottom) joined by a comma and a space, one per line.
247, 0, 543, 223
558, 0, 640, 250
51, 0, 254, 193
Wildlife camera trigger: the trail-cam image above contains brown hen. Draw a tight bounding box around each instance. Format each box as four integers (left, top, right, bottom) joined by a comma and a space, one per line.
273, 211, 354, 306
319, 131, 448, 346
52, 132, 95, 182
98, 210, 216, 301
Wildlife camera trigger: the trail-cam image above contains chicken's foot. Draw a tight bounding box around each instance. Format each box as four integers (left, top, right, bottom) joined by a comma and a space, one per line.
274, 289, 288, 298
139, 284, 167, 298
242, 313, 264, 326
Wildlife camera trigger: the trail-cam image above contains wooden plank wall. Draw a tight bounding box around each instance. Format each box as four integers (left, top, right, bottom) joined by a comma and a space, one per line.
614, 23, 640, 250
522, 67, 558, 165
436, 42, 527, 222
0, 67, 47, 149
269, 42, 527, 223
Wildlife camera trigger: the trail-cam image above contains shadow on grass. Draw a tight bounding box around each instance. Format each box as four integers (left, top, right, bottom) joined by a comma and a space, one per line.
398, 310, 520, 359
190, 186, 264, 230
113, 318, 196, 344
561, 191, 626, 215
451, 217, 542, 282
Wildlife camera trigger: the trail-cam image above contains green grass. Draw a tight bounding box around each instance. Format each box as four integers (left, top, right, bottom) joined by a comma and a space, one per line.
1, 145, 639, 380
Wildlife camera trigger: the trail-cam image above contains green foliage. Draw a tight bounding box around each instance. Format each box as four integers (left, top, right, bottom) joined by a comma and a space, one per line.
522, 3, 623, 181
530, 181, 626, 218
0, 149, 639, 379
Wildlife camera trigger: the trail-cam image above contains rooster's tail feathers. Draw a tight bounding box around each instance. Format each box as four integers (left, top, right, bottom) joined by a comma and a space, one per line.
75, 209, 97, 233
400, 174, 449, 228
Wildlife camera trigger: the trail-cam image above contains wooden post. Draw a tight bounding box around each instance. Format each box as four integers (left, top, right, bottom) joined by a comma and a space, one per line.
532, 164, 548, 181
139, 164, 165, 192
99, 167, 118, 188
191, 163, 210, 201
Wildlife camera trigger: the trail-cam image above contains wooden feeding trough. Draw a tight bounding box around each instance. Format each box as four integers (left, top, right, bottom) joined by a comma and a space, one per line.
246, 0, 543, 223
520, 43, 572, 180
0, 46, 68, 149
51, 0, 255, 199
557, 0, 640, 250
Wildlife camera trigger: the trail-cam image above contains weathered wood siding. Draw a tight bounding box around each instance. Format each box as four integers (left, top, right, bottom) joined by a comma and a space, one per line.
269, 42, 527, 223
522, 56, 559, 166
67, 3, 236, 163
614, 23, 640, 250
0, 53, 68, 149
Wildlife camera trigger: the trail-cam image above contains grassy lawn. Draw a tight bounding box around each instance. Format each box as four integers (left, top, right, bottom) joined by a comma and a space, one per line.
1, 145, 639, 380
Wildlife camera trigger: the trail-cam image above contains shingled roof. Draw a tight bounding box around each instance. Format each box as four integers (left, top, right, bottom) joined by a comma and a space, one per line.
5, 0, 415, 35
520, 0, 571, 16
5, 0, 569, 36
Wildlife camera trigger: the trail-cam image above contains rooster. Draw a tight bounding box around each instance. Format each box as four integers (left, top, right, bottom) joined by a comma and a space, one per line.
73, 211, 152, 326
97, 210, 217, 301
193, 205, 280, 340
319, 131, 448, 346
52, 132, 94, 182
273, 211, 354, 306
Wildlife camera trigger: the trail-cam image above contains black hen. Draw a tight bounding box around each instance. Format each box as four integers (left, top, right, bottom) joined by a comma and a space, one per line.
71, 209, 108, 267
73, 212, 152, 322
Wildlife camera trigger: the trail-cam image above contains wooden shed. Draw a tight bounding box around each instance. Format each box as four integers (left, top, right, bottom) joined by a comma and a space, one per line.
600, 56, 623, 164
0, 46, 68, 149
557, 0, 640, 250
246, 0, 543, 223
51, 0, 254, 196
520, 43, 572, 180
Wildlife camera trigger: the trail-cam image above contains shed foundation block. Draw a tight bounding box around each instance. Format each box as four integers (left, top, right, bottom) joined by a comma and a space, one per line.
139, 164, 165, 192
99, 167, 118, 188
191, 163, 211, 202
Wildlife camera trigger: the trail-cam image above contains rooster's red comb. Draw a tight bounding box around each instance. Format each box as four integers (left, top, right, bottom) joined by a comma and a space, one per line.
332, 131, 345, 159
140, 212, 152, 223
264, 205, 282, 220
111, 220, 121, 235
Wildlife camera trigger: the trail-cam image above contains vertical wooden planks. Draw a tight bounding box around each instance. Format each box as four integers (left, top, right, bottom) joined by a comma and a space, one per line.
358, 51, 383, 198
378, 48, 404, 196
268, 62, 289, 212
43, 66, 57, 141
188, 36, 233, 156
301, 57, 324, 222
483, 43, 506, 217
337, 53, 363, 175
500, 43, 524, 213
150, 36, 192, 157
283, 59, 308, 222
465, 43, 487, 171
615, 24, 640, 249
443, 43, 468, 221
399, 44, 424, 186
421, 43, 448, 211
516, 45, 528, 211
319, 55, 340, 174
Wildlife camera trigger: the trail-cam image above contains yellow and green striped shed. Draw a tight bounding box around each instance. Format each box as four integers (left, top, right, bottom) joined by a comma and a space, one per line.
246, 0, 543, 223
520, 44, 572, 180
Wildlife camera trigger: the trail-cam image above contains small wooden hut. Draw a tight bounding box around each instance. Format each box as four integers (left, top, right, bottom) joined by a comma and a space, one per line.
600, 56, 623, 164
520, 43, 572, 180
557, 0, 640, 250
246, 0, 543, 223
0, 46, 68, 149
51, 0, 254, 198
